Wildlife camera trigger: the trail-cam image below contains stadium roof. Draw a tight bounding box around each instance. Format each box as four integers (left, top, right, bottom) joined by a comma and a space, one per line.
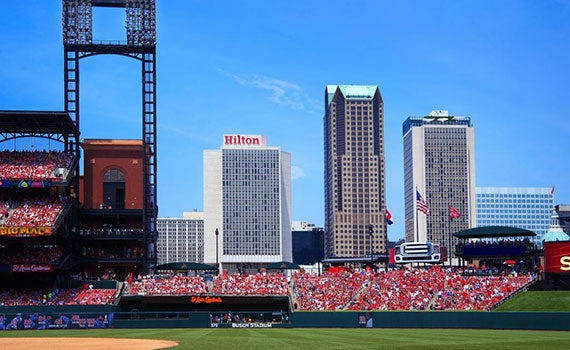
0, 110, 78, 136
453, 226, 536, 239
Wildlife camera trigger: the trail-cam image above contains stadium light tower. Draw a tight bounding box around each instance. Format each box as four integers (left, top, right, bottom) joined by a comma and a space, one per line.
62, 0, 157, 274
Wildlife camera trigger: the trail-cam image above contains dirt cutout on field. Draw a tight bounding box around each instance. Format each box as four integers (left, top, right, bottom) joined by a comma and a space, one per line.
0, 337, 178, 350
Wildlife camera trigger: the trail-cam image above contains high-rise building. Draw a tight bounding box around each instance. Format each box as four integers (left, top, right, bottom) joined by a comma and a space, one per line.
291, 221, 324, 265
324, 85, 387, 259
476, 187, 554, 247
556, 204, 570, 235
403, 110, 476, 254
156, 211, 204, 265
203, 134, 292, 273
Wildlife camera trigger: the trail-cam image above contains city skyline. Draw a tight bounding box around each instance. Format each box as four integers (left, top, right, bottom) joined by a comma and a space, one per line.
1, 1, 569, 241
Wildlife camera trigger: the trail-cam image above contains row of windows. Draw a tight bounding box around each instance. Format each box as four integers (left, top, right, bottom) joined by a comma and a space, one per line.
478, 199, 552, 204
477, 193, 553, 199
477, 202, 552, 208
478, 221, 549, 230
478, 214, 550, 219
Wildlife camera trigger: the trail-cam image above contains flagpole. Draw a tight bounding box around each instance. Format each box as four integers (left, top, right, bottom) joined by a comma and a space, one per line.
415, 187, 419, 243
448, 208, 452, 268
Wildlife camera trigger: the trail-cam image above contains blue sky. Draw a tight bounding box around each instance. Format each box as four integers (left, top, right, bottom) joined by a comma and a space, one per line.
1, 1, 569, 241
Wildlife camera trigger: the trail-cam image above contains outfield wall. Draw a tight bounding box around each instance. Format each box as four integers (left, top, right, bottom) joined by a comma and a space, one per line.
290, 311, 570, 331
1, 308, 569, 330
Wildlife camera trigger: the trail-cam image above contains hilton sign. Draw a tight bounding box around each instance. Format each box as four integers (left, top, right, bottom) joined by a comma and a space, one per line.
223, 134, 266, 147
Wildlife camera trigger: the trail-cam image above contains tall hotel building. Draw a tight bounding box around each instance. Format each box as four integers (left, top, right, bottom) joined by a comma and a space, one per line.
203, 134, 292, 273
403, 110, 476, 252
476, 187, 554, 247
156, 211, 204, 265
324, 85, 387, 258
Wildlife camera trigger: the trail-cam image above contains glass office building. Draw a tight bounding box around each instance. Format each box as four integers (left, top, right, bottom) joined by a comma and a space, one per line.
476, 187, 554, 247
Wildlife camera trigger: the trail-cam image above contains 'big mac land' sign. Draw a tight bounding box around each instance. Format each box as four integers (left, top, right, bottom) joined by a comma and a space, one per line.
0, 226, 52, 236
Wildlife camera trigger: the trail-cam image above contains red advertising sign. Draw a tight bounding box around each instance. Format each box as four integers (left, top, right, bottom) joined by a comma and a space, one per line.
190, 296, 222, 304
11, 264, 53, 273
544, 241, 570, 274
0, 226, 52, 236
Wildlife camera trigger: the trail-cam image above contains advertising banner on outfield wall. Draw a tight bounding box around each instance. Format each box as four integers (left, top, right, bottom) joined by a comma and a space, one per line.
543, 241, 570, 274
0, 313, 113, 330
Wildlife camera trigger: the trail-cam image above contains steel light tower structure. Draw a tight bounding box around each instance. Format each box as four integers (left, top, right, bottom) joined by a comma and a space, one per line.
62, 0, 157, 273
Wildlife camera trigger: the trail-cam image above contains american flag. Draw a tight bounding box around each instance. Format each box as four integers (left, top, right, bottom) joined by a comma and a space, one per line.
416, 190, 430, 215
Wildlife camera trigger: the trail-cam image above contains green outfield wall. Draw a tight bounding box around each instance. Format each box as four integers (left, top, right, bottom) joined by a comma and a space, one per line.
290, 311, 570, 331
1, 307, 569, 330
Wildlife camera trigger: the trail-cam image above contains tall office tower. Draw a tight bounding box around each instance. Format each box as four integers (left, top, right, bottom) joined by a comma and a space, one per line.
477, 187, 555, 247
203, 134, 292, 273
156, 212, 204, 265
324, 85, 387, 259
403, 110, 476, 254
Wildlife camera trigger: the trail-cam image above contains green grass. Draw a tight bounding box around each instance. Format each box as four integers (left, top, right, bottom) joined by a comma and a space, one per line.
1, 328, 570, 350
496, 291, 570, 311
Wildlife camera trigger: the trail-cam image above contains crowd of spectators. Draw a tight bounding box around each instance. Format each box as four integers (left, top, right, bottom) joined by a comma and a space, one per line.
3, 197, 64, 227
292, 269, 370, 310
0, 150, 73, 181
0, 286, 116, 306
346, 267, 443, 311
79, 228, 144, 236
82, 246, 139, 259
0, 287, 77, 306
431, 273, 532, 310
126, 274, 208, 295
0, 245, 63, 265
71, 288, 116, 305
0, 267, 534, 310
211, 271, 289, 296
465, 238, 532, 246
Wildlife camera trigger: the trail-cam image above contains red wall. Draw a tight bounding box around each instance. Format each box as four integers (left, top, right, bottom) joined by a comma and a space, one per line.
544, 241, 570, 274
81, 140, 143, 210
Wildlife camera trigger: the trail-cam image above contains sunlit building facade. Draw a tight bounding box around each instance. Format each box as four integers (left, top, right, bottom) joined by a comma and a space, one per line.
203, 134, 292, 273
403, 110, 476, 253
324, 85, 387, 259
156, 211, 204, 265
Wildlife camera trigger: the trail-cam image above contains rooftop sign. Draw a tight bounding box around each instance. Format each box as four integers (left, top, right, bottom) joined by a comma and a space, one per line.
223, 134, 266, 148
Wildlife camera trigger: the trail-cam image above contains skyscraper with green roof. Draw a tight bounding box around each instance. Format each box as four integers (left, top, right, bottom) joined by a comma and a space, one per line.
324, 85, 387, 259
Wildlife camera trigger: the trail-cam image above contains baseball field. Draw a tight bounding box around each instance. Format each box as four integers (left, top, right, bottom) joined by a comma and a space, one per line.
1, 328, 570, 350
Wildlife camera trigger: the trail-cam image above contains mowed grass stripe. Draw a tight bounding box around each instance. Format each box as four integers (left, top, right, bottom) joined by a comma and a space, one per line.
496, 291, 570, 311
1, 328, 569, 350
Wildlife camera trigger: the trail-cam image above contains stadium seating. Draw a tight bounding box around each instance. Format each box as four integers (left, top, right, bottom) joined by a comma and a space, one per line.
0, 150, 73, 181
211, 272, 289, 296
0, 267, 534, 310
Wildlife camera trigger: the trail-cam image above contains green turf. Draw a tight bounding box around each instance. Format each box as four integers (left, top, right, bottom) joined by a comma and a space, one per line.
1, 328, 570, 350
495, 291, 570, 311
